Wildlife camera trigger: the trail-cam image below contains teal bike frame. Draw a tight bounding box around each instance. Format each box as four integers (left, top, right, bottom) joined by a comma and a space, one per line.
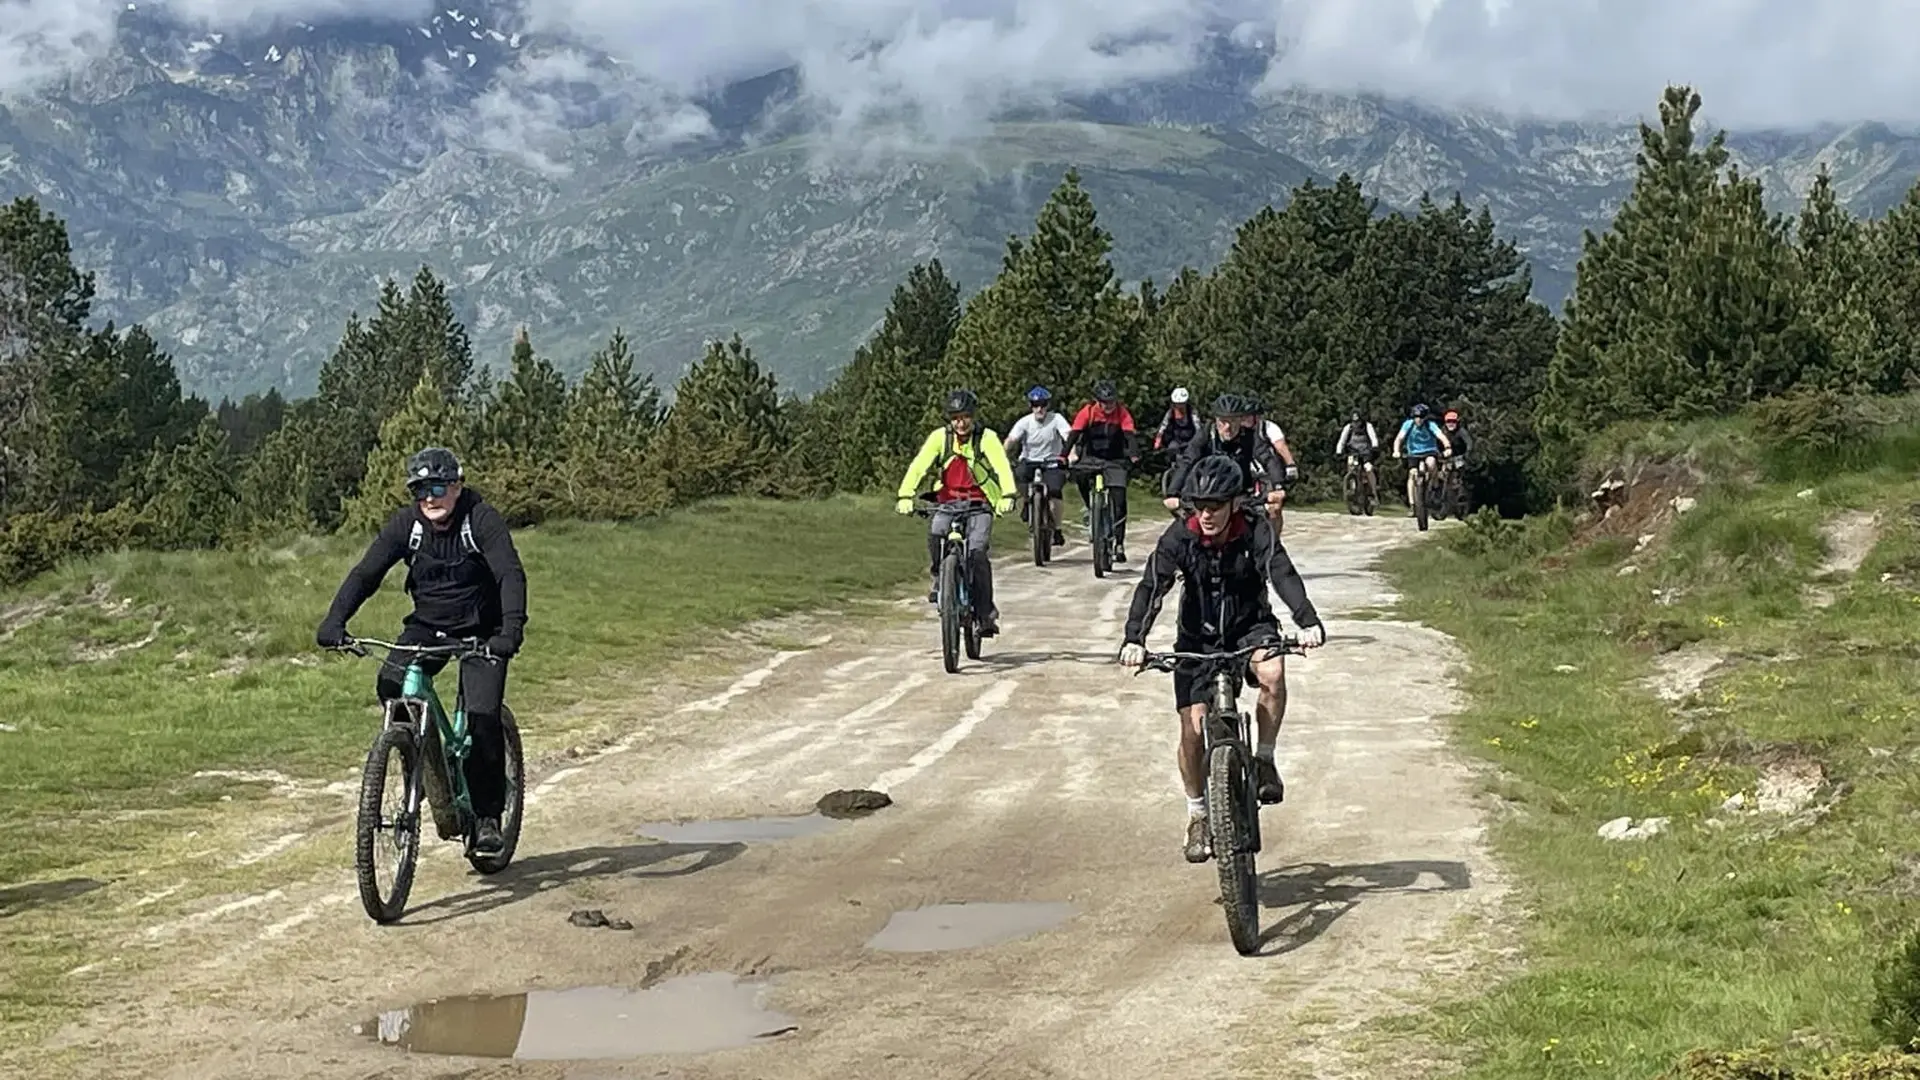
356, 637, 487, 840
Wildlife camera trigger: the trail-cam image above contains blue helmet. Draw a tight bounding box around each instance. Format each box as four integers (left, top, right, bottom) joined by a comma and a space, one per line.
1027, 386, 1052, 403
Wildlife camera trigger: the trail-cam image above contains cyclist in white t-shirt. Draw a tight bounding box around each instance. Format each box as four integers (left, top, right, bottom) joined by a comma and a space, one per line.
1004, 385, 1072, 548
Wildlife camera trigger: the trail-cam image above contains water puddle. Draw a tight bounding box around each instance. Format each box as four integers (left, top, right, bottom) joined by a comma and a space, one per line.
635, 813, 840, 844
358, 973, 797, 1059
865, 901, 1076, 952
0, 876, 108, 917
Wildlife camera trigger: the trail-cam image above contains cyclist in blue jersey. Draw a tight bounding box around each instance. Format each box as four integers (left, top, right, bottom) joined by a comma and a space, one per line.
1390, 403, 1453, 509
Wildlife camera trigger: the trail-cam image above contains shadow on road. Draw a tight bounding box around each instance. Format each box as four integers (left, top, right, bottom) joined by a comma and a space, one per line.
1252, 859, 1471, 957
0, 876, 109, 918
398, 841, 744, 926
972, 649, 1118, 671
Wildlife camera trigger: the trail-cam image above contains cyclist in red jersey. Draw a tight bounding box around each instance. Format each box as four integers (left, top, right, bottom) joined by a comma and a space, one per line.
1064, 378, 1139, 562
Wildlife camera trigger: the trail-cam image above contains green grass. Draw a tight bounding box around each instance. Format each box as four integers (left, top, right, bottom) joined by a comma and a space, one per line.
1378, 425, 1920, 1077
0, 494, 936, 1046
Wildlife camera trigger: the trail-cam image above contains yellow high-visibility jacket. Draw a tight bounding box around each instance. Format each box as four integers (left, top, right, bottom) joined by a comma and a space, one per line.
896, 425, 1017, 505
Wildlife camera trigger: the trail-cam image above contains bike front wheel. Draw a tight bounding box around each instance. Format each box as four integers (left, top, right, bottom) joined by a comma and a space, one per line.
939, 549, 963, 673
466, 708, 524, 875
1091, 492, 1111, 578
1031, 488, 1051, 566
356, 725, 422, 924
1207, 742, 1261, 956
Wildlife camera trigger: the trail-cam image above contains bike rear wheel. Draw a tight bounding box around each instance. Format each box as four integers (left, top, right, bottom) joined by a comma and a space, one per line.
355, 725, 422, 924
939, 549, 962, 673
1207, 741, 1261, 955
466, 708, 524, 875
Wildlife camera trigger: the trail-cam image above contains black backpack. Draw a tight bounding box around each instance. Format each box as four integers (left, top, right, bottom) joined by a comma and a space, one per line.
405, 516, 479, 563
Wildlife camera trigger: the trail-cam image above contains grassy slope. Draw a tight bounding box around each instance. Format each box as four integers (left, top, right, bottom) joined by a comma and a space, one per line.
1379, 414, 1920, 1077
0, 494, 951, 1047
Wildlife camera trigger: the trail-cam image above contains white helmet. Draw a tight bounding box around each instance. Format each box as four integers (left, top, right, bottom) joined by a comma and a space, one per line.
1170, 387, 1190, 404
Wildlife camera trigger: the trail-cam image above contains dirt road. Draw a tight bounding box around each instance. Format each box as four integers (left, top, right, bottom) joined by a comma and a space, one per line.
37, 511, 1502, 1079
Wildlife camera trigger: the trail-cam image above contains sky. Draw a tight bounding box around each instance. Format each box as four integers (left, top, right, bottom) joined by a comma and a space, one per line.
3, 0, 1917, 132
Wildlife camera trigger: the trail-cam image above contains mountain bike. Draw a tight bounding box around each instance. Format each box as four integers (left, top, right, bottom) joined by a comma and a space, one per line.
913, 496, 990, 673
330, 636, 525, 924
1437, 458, 1468, 520
1140, 634, 1306, 955
1343, 455, 1377, 516
1405, 454, 1442, 532
1071, 459, 1121, 578
1023, 460, 1064, 566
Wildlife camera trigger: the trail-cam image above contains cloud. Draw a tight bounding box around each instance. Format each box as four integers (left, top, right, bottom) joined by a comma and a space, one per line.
0, 0, 119, 94
443, 47, 717, 174
1242, 0, 1920, 128
5, 0, 1920, 130
524, 0, 1224, 143
153, 0, 436, 28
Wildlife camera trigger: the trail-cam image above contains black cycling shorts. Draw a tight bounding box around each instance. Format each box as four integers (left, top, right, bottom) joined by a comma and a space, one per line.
1013, 459, 1067, 497
1171, 621, 1284, 709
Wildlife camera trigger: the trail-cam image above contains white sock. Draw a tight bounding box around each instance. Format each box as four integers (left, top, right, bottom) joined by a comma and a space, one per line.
1257, 741, 1276, 761
1185, 795, 1206, 818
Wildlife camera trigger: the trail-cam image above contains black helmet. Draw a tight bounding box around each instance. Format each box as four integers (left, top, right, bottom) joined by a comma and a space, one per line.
1412, 402, 1429, 418
944, 388, 977, 416
1350, 410, 1362, 423
1210, 392, 1249, 418
1246, 394, 1266, 415
1183, 454, 1246, 502
405, 446, 462, 489
1093, 379, 1117, 404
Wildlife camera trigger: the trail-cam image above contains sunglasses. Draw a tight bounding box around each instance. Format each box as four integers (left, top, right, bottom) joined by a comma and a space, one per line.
409, 481, 453, 500
1193, 499, 1232, 513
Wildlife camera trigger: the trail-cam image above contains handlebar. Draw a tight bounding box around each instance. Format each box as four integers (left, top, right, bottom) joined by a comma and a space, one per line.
1136, 637, 1306, 672
327, 636, 496, 660
910, 495, 994, 518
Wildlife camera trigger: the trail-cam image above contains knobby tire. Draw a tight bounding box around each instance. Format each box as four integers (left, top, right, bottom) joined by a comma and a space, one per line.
939, 550, 962, 673
1031, 488, 1051, 566
465, 707, 524, 875
1208, 741, 1261, 955
1091, 491, 1111, 579
1414, 468, 1430, 532
356, 725, 421, 924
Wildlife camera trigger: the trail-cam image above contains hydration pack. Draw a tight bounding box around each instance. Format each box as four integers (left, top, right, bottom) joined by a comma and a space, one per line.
406, 516, 478, 563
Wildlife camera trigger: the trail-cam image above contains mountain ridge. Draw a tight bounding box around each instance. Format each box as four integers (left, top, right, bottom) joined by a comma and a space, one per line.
4, 4, 1917, 399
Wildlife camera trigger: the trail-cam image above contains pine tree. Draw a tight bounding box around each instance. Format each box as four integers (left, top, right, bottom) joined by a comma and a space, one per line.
558, 329, 667, 518
143, 415, 239, 549
1540, 85, 1813, 483
487, 327, 568, 459
0, 197, 96, 517
654, 334, 786, 503
830, 260, 961, 491
942, 170, 1143, 419
341, 369, 473, 533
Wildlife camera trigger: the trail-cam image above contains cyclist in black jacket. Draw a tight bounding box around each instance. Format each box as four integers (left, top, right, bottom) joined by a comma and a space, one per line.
315, 446, 528, 856
1163, 393, 1287, 514
1121, 454, 1326, 864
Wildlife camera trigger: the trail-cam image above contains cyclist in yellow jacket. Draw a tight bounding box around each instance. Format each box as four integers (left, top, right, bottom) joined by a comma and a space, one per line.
896, 388, 1017, 636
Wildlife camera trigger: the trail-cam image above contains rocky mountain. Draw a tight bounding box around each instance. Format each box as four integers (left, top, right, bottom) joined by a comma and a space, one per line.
4, 3, 1918, 400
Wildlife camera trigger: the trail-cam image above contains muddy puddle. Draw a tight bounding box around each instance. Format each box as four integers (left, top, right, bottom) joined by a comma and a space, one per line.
635, 813, 840, 844
358, 973, 797, 1059
865, 901, 1076, 952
